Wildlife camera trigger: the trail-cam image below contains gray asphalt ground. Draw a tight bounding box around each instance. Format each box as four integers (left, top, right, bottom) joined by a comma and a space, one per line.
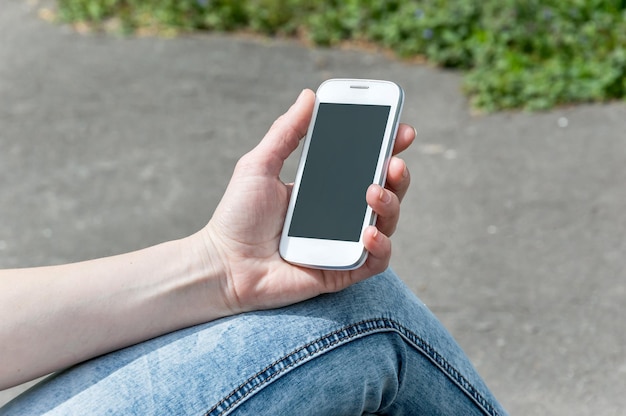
2, 1, 625, 414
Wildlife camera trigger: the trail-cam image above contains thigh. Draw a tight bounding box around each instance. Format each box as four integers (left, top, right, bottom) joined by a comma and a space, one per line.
0, 270, 507, 416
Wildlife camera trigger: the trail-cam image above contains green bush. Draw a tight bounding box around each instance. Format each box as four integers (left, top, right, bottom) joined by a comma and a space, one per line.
56, 0, 626, 111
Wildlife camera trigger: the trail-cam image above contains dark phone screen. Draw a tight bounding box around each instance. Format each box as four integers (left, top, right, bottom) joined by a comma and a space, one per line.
288, 103, 392, 242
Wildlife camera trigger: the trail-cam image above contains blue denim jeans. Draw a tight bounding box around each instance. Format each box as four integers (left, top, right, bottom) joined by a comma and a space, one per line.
1, 269, 507, 415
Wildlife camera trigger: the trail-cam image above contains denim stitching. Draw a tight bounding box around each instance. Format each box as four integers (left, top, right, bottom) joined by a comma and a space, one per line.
204, 318, 499, 416
204, 322, 372, 416
382, 319, 499, 416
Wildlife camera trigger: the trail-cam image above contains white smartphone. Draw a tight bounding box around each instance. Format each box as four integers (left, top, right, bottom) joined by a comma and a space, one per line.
279, 78, 404, 270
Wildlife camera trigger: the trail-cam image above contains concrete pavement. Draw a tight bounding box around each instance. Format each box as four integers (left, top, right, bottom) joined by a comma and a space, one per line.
2, 1, 625, 414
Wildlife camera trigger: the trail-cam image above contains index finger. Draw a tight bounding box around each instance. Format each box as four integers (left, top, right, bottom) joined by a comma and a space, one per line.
392, 123, 416, 156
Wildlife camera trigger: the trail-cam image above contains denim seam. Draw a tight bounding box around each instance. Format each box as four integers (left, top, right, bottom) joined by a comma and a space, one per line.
204, 318, 499, 416
383, 319, 500, 416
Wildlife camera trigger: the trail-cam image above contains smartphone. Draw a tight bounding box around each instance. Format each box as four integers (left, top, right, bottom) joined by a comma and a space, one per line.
279, 78, 404, 270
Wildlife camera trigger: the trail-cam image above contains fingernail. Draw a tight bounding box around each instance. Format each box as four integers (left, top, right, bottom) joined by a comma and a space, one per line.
412, 126, 418, 139
379, 187, 391, 203
402, 164, 409, 178
297, 88, 309, 101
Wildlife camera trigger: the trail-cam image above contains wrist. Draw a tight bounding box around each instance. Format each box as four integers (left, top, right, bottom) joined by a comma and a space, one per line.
181, 226, 238, 320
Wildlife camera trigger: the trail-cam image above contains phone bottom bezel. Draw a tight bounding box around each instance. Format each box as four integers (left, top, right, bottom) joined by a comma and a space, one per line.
279, 237, 368, 270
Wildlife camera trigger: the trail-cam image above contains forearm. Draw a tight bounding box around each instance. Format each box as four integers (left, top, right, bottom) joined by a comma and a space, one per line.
0, 233, 227, 389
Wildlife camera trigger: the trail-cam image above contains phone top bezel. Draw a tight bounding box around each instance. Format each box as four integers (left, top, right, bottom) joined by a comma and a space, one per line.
279, 79, 404, 270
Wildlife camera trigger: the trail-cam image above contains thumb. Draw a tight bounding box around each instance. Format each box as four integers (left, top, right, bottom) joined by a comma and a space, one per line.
253, 89, 315, 175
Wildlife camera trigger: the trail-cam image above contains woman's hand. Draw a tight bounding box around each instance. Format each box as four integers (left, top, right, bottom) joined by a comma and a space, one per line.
197, 89, 415, 315
0, 88, 414, 389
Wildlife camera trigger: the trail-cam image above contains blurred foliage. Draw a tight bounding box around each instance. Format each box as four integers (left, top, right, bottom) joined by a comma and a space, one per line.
57, 0, 626, 111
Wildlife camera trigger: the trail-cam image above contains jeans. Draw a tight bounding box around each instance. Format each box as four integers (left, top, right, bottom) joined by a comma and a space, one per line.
1, 269, 507, 415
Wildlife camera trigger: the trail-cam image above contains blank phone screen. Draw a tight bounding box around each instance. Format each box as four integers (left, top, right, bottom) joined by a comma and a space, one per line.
288, 103, 391, 242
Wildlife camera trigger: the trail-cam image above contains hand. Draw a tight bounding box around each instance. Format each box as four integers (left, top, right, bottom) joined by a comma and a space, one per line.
198, 89, 415, 315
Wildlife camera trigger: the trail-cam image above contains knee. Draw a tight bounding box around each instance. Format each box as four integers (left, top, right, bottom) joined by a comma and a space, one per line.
235, 331, 408, 415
